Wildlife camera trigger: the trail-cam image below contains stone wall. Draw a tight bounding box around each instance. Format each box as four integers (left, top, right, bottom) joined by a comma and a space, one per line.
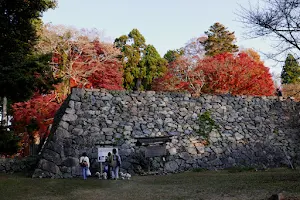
33, 88, 300, 178
0, 156, 38, 174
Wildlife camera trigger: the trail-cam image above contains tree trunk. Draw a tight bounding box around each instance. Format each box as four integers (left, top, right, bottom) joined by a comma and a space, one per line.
1, 96, 7, 127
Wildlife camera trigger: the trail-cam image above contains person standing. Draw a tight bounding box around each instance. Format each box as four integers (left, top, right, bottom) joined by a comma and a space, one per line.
79, 152, 90, 180
276, 88, 282, 97
109, 148, 121, 180
106, 152, 112, 179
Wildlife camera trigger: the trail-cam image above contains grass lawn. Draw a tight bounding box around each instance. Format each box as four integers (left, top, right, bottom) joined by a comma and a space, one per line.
0, 168, 300, 200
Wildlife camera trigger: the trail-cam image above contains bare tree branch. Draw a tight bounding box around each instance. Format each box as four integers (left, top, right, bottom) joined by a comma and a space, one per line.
237, 0, 300, 62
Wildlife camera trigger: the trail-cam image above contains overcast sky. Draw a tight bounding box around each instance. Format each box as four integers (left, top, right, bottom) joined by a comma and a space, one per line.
42, 0, 281, 75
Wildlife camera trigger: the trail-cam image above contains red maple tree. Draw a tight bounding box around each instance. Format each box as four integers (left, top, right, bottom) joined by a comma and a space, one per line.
154, 52, 275, 96
51, 39, 123, 92
11, 26, 124, 156
12, 92, 61, 156
198, 53, 275, 96
152, 57, 204, 96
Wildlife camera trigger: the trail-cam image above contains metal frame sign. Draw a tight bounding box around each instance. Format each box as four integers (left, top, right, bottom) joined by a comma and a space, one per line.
97, 147, 114, 162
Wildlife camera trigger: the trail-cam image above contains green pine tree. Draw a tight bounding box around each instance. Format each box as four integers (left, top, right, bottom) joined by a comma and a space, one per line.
281, 54, 300, 84
201, 22, 239, 57
114, 29, 167, 90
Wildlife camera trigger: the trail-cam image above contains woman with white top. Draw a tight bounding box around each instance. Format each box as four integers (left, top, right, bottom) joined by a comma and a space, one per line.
79, 152, 90, 180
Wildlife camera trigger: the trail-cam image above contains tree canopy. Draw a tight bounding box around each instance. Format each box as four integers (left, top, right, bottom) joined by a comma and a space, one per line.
0, 0, 57, 102
164, 49, 184, 63
201, 22, 239, 57
153, 53, 275, 96
11, 25, 124, 156
114, 29, 167, 90
281, 54, 300, 84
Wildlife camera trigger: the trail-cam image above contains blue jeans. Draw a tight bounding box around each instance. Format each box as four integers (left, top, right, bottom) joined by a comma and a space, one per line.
112, 166, 119, 179
82, 167, 88, 179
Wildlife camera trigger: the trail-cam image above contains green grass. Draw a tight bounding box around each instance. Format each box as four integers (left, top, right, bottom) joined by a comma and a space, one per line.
1, 168, 300, 200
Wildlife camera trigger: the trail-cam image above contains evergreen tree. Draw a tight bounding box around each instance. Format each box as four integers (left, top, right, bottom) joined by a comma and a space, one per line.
114, 29, 167, 90
281, 54, 300, 84
164, 49, 184, 63
140, 45, 167, 90
0, 0, 57, 102
201, 22, 239, 57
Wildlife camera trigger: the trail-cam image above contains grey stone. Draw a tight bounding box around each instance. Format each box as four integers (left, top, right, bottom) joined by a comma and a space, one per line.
213, 148, 223, 154
168, 147, 177, 155
31, 89, 300, 178
56, 127, 71, 138
70, 94, 80, 101
235, 133, 244, 140
90, 127, 100, 132
165, 118, 173, 123
101, 93, 113, 100
59, 121, 69, 130
62, 114, 77, 122
43, 149, 62, 165
187, 147, 197, 155
165, 161, 179, 172
247, 125, 257, 130
196, 145, 205, 154
38, 159, 62, 176
179, 152, 191, 160
210, 158, 222, 166
65, 108, 75, 114
72, 128, 83, 135
124, 126, 133, 131
102, 128, 114, 135
74, 102, 81, 110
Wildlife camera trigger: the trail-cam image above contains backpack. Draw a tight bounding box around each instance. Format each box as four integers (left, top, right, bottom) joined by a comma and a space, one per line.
80, 157, 88, 167
80, 161, 87, 167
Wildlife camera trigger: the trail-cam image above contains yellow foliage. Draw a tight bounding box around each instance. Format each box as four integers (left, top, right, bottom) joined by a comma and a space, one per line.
282, 84, 300, 101
240, 48, 263, 64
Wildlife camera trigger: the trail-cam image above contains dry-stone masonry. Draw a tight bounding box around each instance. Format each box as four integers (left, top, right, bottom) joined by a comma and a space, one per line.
0, 156, 38, 174
33, 88, 300, 178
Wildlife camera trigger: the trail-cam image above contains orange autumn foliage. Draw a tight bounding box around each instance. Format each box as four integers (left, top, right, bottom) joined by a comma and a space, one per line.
198, 53, 275, 96
154, 53, 275, 96
12, 27, 124, 156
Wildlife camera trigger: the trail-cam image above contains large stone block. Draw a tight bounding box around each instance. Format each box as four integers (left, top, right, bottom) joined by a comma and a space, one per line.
43, 149, 62, 165
38, 159, 62, 176
56, 127, 71, 138
165, 161, 179, 172
62, 114, 78, 122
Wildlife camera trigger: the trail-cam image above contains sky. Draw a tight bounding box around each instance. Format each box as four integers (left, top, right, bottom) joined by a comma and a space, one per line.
42, 0, 281, 76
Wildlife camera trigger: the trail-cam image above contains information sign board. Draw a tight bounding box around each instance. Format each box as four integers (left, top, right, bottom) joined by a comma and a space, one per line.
97, 147, 114, 162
